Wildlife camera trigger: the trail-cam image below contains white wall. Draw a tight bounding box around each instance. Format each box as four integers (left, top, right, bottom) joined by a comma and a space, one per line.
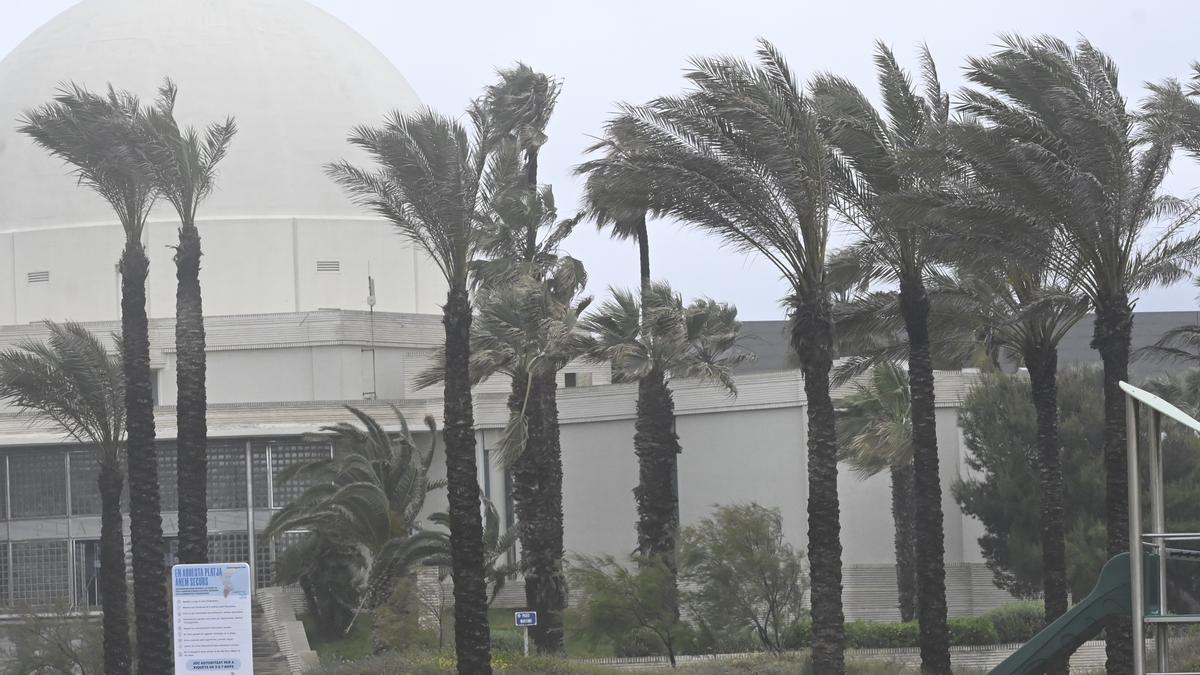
1, 217, 447, 326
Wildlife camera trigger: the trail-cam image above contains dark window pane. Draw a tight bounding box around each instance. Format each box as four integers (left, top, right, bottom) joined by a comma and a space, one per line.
9, 451, 66, 518
70, 452, 102, 516
74, 539, 103, 608
266, 441, 332, 508
207, 442, 246, 510
156, 443, 178, 512
12, 540, 69, 606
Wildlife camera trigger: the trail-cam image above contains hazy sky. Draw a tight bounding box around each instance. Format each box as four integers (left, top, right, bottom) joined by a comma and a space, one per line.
4, 0, 1200, 319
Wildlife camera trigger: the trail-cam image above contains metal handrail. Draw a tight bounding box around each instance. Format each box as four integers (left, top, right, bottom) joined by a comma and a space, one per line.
1143, 533, 1200, 541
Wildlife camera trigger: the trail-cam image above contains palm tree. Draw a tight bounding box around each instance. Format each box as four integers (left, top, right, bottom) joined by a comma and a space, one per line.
599, 41, 845, 671
959, 36, 1200, 670
0, 322, 129, 674
810, 45, 956, 671
579, 282, 749, 555
132, 79, 237, 564
836, 364, 917, 622
20, 85, 172, 674
264, 407, 447, 616
416, 264, 588, 654
577, 117, 654, 289
327, 105, 500, 673
426, 498, 522, 606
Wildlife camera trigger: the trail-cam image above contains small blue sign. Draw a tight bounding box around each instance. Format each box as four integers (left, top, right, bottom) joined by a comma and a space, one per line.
515, 611, 537, 627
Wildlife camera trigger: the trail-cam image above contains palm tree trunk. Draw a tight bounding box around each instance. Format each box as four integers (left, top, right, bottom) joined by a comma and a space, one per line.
634, 368, 682, 564
175, 221, 209, 564
510, 371, 567, 655
98, 458, 131, 675
635, 215, 651, 290
442, 287, 492, 675
791, 294, 845, 674
120, 243, 171, 674
890, 462, 918, 623
1093, 297, 1133, 674
1024, 343, 1069, 674
899, 277, 950, 674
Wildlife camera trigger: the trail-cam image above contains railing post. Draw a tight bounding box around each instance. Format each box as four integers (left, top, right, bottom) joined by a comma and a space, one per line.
1127, 395, 1144, 675
1147, 410, 1168, 672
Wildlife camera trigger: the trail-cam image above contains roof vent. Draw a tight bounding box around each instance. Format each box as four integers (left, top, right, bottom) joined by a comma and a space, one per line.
316, 260, 340, 273
26, 271, 49, 284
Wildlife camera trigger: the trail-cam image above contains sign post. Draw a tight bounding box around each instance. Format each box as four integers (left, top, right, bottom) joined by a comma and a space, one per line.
173, 562, 254, 674
514, 611, 537, 657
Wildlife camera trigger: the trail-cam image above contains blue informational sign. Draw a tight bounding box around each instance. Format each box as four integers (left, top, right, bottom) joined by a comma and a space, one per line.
172, 563, 253, 674
515, 611, 538, 627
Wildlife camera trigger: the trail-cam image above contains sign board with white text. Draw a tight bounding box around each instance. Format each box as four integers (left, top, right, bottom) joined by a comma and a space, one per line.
172, 562, 254, 674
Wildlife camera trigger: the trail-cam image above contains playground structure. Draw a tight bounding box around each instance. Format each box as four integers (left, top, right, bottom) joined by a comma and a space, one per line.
991, 381, 1200, 675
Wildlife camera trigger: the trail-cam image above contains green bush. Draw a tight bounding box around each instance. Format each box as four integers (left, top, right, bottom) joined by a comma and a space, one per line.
949, 616, 1001, 646
843, 621, 920, 649
780, 621, 811, 649
983, 601, 1045, 643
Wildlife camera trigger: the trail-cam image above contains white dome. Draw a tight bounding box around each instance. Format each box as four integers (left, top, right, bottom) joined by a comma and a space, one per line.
0, 0, 420, 229
0, 0, 447, 323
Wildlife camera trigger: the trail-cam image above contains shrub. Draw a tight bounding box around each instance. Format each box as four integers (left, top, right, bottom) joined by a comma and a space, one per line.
780, 621, 812, 649
843, 621, 920, 649
679, 503, 807, 653
949, 616, 1001, 646
569, 554, 689, 666
983, 601, 1045, 643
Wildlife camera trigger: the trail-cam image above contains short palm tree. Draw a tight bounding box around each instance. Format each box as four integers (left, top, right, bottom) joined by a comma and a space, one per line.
133, 79, 237, 564
578, 282, 750, 581
426, 498, 521, 606
836, 364, 917, 622
20, 85, 171, 674
327, 104, 500, 673
601, 41, 846, 671
810, 45, 956, 671
0, 322, 129, 674
959, 36, 1200, 670
264, 407, 447, 615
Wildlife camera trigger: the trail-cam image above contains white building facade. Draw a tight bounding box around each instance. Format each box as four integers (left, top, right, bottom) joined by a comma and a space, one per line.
0, 0, 1011, 620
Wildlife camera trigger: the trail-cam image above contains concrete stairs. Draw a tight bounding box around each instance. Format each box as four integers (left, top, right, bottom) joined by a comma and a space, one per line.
252, 599, 293, 675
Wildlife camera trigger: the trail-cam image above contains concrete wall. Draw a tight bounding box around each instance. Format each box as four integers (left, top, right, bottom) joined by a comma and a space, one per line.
0, 217, 447, 325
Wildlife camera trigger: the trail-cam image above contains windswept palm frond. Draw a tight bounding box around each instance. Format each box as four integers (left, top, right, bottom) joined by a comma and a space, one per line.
0, 321, 124, 462
578, 281, 752, 393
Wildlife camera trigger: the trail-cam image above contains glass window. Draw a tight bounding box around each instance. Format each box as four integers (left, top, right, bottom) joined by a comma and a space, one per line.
70, 451, 102, 516
155, 443, 179, 512
12, 540, 69, 606
9, 450, 67, 518
74, 539, 102, 608
266, 441, 332, 508
206, 442, 246, 510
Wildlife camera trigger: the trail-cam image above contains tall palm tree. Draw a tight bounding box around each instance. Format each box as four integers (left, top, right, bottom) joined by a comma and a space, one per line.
578, 282, 751, 567
836, 364, 917, 622
327, 105, 500, 674
577, 118, 653, 289
474, 64, 579, 654
20, 85, 172, 674
415, 264, 588, 654
264, 407, 446, 615
959, 36, 1200, 670
133, 79, 237, 564
810, 44, 956, 671
600, 41, 845, 671
0, 322, 129, 674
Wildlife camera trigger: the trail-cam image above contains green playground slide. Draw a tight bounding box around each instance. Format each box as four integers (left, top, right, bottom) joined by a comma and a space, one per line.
989, 553, 1159, 675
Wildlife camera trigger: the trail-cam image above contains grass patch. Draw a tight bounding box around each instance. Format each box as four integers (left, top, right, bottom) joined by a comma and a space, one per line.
303, 614, 375, 662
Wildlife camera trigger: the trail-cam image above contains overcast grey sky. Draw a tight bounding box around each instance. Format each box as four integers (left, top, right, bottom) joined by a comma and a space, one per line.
4, 0, 1200, 319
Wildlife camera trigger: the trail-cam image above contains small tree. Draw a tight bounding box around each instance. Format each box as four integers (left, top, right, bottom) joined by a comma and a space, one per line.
273, 529, 365, 640
679, 503, 806, 653
570, 554, 689, 667
2, 603, 103, 675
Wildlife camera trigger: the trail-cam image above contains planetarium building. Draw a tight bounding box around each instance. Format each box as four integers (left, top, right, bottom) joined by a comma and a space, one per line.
0, 0, 1008, 619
